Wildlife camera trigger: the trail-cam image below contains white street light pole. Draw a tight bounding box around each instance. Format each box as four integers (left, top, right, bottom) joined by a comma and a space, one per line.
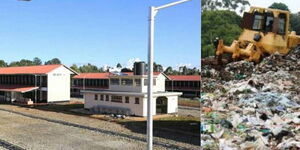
147, 0, 191, 150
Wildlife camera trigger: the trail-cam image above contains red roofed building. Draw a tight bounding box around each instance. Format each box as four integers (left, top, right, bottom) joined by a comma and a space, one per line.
165, 75, 200, 98
71, 73, 110, 97
0, 64, 77, 104
71, 73, 201, 98
71, 72, 162, 97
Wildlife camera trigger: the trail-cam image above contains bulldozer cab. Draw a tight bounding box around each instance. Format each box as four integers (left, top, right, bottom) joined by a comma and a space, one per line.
215, 6, 300, 63
241, 7, 289, 36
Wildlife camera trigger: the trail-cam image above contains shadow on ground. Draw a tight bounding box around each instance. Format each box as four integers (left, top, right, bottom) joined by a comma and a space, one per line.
1, 102, 200, 147
119, 118, 200, 146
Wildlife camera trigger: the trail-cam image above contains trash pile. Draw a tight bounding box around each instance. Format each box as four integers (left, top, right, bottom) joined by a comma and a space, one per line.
201, 48, 300, 149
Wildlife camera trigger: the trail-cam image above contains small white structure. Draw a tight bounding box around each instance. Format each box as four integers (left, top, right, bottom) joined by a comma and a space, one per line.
83, 63, 182, 116
0, 64, 77, 103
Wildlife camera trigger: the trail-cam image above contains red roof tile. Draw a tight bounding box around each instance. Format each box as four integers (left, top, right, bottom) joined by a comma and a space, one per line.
73, 73, 110, 79
0, 65, 62, 75
168, 75, 201, 81
0, 85, 39, 93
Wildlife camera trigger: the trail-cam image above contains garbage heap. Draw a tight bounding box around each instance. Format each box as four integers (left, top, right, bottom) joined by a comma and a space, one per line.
201, 48, 300, 149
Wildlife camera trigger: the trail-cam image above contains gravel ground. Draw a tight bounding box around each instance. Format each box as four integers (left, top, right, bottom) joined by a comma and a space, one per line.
0, 104, 200, 150
0, 110, 146, 150
178, 106, 200, 118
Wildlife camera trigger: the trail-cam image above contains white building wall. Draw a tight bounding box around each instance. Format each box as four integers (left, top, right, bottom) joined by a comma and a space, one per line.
154, 74, 166, 92
84, 93, 145, 116
141, 74, 166, 93
142, 97, 157, 116
167, 96, 178, 113
141, 78, 147, 93
47, 66, 73, 102
109, 84, 142, 92
109, 74, 166, 94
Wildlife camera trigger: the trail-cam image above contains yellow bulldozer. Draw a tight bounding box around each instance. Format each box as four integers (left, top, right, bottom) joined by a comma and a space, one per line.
215, 6, 300, 63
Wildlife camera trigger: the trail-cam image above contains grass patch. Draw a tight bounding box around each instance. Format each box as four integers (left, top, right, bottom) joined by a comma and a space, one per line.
178, 98, 200, 108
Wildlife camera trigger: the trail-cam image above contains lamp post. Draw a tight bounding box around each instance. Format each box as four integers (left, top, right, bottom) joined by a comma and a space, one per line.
146, 0, 191, 150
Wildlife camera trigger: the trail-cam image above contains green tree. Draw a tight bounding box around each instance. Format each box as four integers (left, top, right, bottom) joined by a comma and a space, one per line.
164, 66, 173, 75
9, 59, 34, 66
70, 64, 80, 73
291, 12, 300, 34
180, 66, 188, 75
45, 58, 61, 65
0, 60, 7, 67
98, 67, 104, 72
121, 68, 132, 72
9, 61, 20, 67
202, 0, 250, 13
153, 62, 163, 72
268, 2, 289, 11
19, 59, 34, 66
116, 63, 122, 68
187, 67, 200, 75
79, 63, 100, 73
33, 57, 42, 65
202, 10, 242, 58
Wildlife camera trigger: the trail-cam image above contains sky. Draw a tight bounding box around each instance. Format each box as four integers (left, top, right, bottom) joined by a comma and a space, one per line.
0, 0, 200, 70
247, 0, 299, 13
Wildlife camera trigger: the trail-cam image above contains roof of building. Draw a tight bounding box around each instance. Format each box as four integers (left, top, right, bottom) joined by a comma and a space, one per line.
73, 73, 110, 79
119, 72, 161, 76
0, 64, 77, 75
73, 72, 162, 79
168, 75, 201, 81
0, 85, 39, 93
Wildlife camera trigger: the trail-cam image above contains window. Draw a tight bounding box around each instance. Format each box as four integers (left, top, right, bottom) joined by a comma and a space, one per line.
110, 78, 120, 85
111, 96, 122, 103
125, 97, 129, 103
144, 79, 156, 86
94, 94, 98, 100
278, 18, 285, 34
135, 98, 140, 104
252, 14, 264, 30
100, 95, 104, 101
265, 16, 274, 32
121, 79, 133, 86
135, 79, 141, 86
105, 95, 109, 101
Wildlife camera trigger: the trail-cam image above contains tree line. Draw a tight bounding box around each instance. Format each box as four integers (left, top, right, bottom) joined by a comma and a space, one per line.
70, 62, 200, 75
0, 57, 199, 75
202, 1, 300, 58
0, 57, 61, 67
